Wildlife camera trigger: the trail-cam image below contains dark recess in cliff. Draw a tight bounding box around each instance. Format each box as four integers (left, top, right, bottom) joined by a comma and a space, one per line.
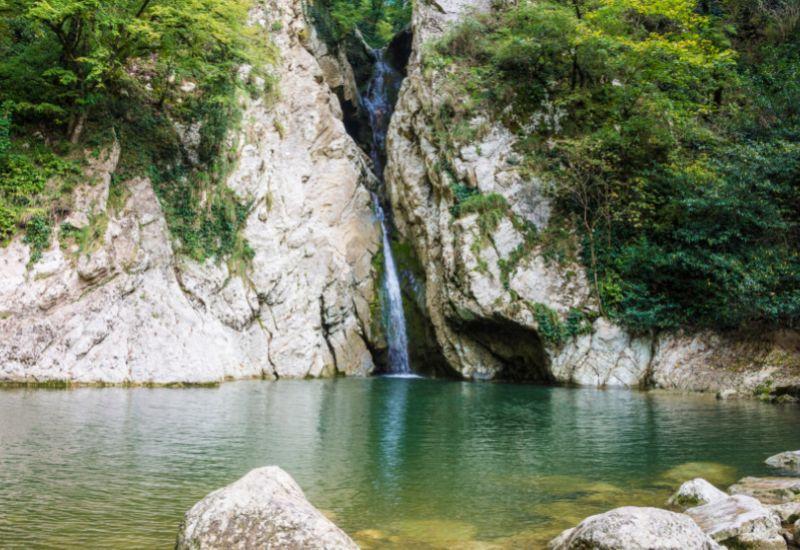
385, 28, 412, 75
457, 317, 554, 383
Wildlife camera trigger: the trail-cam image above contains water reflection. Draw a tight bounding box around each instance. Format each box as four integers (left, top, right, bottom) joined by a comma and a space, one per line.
0, 379, 798, 548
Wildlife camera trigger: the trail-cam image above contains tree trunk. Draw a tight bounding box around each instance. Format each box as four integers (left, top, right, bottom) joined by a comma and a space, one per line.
69, 112, 87, 144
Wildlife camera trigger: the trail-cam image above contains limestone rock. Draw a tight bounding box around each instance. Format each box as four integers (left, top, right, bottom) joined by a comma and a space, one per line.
769, 502, 800, 524
649, 332, 800, 396
0, 0, 380, 384
176, 466, 357, 550
547, 506, 720, 549
668, 478, 729, 509
729, 477, 800, 505
686, 495, 786, 549
382, 0, 800, 389
766, 451, 800, 474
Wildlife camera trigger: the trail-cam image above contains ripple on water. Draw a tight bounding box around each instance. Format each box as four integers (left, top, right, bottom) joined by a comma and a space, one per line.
0, 378, 799, 548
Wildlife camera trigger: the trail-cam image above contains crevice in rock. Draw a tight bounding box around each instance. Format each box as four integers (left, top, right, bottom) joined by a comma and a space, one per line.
319, 293, 339, 374
385, 28, 413, 75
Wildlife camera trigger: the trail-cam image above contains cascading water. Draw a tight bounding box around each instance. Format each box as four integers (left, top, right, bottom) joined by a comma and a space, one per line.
373, 197, 411, 374
362, 49, 412, 375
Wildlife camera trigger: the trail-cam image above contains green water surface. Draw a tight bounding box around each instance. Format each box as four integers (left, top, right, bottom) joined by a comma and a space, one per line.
1, 378, 798, 548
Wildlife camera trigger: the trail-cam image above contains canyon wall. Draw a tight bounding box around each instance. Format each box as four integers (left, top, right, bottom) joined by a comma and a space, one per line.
384, 0, 800, 397
0, 0, 381, 385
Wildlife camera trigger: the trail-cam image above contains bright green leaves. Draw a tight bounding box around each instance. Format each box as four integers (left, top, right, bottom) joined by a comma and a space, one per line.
434, 0, 800, 332
311, 0, 411, 48
0, 0, 265, 265
0, 0, 257, 135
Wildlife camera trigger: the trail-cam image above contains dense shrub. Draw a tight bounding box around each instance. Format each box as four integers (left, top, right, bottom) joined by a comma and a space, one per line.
309, 0, 410, 48
433, 0, 800, 332
0, 1, 271, 264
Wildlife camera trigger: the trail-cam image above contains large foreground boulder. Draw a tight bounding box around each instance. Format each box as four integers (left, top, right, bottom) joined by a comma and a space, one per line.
548, 506, 720, 549
729, 477, 800, 505
766, 451, 800, 474
668, 478, 729, 509
686, 495, 785, 549
176, 466, 358, 549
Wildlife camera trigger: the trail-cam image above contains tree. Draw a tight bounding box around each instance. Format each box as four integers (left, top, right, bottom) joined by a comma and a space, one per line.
0, 0, 254, 141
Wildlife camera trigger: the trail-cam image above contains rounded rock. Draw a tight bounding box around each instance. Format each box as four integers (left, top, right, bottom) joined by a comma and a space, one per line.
766, 451, 800, 474
548, 506, 720, 549
668, 478, 729, 509
176, 466, 358, 550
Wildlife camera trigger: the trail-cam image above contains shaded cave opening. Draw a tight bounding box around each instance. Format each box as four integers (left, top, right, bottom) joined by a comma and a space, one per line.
456, 317, 555, 383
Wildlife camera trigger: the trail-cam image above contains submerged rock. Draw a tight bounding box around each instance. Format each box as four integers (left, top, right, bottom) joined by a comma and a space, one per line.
668, 478, 729, 509
176, 466, 357, 550
686, 494, 785, 549
729, 477, 800, 505
547, 506, 720, 549
766, 451, 800, 473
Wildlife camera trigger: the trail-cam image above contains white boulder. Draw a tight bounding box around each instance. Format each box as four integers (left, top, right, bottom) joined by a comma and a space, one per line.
176, 466, 358, 549
548, 506, 720, 549
686, 494, 785, 549
668, 478, 729, 509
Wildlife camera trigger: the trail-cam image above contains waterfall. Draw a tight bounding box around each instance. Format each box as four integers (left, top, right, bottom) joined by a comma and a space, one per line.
373, 196, 411, 374
362, 49, 412, 375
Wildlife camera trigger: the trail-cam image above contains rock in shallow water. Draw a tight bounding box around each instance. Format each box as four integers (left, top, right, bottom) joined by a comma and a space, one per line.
770, 501, 800, 523
547, 506, 720, 549
729, 477, 800, 505
686, 494, 785, 549
766, 451, 800, 474
176, 466, 357, 550
668, 478, 729, 509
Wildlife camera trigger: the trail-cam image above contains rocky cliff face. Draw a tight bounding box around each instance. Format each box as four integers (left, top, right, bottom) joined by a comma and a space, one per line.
385, 0, 800, 396
0, 0, 381, 384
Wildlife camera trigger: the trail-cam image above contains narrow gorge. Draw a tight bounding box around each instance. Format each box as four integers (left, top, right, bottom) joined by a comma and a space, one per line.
0, 0, 797, 398
1, 0, 800, 547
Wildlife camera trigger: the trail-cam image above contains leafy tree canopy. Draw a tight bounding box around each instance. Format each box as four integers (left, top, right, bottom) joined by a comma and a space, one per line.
434, 0, 800, 333
0, 0, 255, 138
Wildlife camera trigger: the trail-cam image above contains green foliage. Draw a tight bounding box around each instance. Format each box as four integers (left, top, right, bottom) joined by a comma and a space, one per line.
0, 107, 10, 161
0, 0, 257, 137
435, 0, 800, 333
23, 213, 52, 263
0, 1, 271, 266
60, 213, 107, 256
308, 0, 411, 48
530, 302, 593, 347
458, 193, 510, 237
451, 183, 480, 208
0, 115, 83, 249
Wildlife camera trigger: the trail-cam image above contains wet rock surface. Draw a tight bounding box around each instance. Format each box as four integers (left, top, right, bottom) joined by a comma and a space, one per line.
767, 451, 800, 474
729, 477, 800, 505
